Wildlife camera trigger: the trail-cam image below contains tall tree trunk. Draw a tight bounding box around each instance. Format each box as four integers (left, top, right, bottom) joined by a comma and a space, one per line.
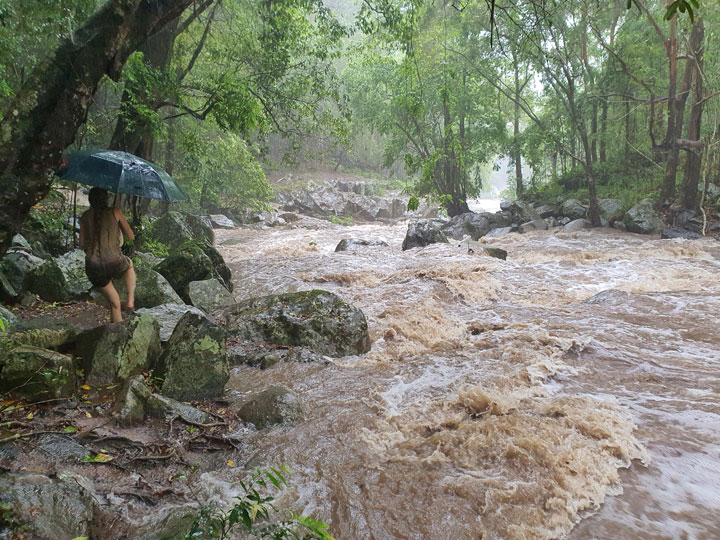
599, 100, 608, 162
591, 102, 598, 163
441, 97, 469, 217
625, 97, 631, 164
513, 55, 523, 196
0, 0, 195, 253
681, 20, 705, 210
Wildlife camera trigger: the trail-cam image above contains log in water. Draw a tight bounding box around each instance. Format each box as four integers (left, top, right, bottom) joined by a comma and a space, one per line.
211, 219, 720, 539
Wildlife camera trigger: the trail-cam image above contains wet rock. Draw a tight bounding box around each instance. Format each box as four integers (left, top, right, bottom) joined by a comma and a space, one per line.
75, 313, 161, 386
117, 375, 152, 426
155, 241, 232, 302
0, 250, 45, 302
535, 204, 557, 219
144, 211, 215, 250
104, 265, 182, 309
545, 216, 559, 228
0, 346, 76, 401
0, 304, 17, 326
279, 212, 299, 223
402, 219, 448, 250
155, 312, 228, 400
698, 182, 720, 200
228, 343, 328, 368
563, 219, 592, 232
519, 219, 549, 233
598, 198, 623, 224
335, 238, 390, 252
561, 199, 587, 220
0, 473, 95, 539
222, 289, 370, 357
145, 393, 214, 425
483, 246, 507, 260
442, 212, 511, 241
584, 289, 633, 304
29, 249, 92, 302
136, 303, 206, 341
661, 228, 702, 240
35, 434, 89, 461
485, 227, 513, 238
501, 200, 541, 224
209, 214, 236, 229
5, 316, 78, 349
236, 386, 303, 429
11, 234, 32, 251
188, 278, 236, 313
623, 200, 664, 234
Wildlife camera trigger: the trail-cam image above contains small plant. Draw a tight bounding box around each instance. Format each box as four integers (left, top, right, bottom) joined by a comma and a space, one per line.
143, 238, 170, 258
329, 215, 353, 226
181, 467, 334, 540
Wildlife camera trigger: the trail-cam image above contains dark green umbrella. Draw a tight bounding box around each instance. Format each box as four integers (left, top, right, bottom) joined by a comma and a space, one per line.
57, 149, 187, 202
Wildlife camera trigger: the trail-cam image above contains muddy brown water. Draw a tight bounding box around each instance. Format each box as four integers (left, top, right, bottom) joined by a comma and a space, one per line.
207, 218, 720, 540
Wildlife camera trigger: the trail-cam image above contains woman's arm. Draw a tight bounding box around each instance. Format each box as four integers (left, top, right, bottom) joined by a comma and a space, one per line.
114, 207, 135, 241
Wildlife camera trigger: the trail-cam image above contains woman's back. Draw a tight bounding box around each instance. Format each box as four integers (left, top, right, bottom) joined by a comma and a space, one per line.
79, 208, 123, 259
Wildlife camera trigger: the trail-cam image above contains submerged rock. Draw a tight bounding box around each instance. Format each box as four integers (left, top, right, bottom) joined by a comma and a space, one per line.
335, 238, 389, 252
0, 346, 76, 401
441, 212, 511, 241
222, 289, 370, 357
402, 219, 448, 250
155, 312, 228, 400
661, 228, 702, 240
236, 386, 303, 429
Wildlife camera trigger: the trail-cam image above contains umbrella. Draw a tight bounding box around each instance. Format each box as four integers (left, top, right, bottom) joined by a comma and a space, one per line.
56, 149, 187, 202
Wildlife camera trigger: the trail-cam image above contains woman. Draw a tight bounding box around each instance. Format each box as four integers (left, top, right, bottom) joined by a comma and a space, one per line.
79, 188, 137, 322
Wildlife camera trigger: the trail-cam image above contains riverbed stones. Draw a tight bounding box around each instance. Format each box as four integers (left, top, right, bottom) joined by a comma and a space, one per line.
442, 212, 511, 240
222, 289, 371, 357
188, 278, 235, 312
29, 249, 92, 302
623, 200, 664, 234
76, 314, 161, 386
136, 303, 206, 341
0, 473, 95, 539
0, 346, 76, 401
236, 386, 303, 429
155, 312, 228, 400
335, 238, 390, 252
402, 219, 448, 250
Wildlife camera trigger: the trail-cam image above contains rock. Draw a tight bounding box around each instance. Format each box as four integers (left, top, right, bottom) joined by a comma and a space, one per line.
519, 219, 549, 233
154, 243, 219, 303
485, 227, 513, 238
144, 211, 215, 251
236, 386, 303, 429
0, 304, 17, 327
279, 212, 299, 223
117, 375, 152, 426
598, 198, 623, 222
145, 393, 214, 425
11, 234, 33, 251
623, 200, 664, 234
698, 182, 720, 200
584, 289, 632, 304
561, 199, 587, 220
402, 219, 449, 250
188, 279, 236, 313
441, 212, 511, 240
501, 200, 541, 224
661, 228, 702, 240
199, 243, 233, 292
563, 218, 592, 232
112, 265, 183, 309
5, 316, 78, 349
0, 251, 44, 302
483, 246, 507, 260
209, 214, 236, 229
222, 289, 371, 357
535, 204, 557, 218
0, 473, 94, 539
545, 216, 559, 228
35, 434, 89, 461
335, 238, 390, 252
559, 217, 571, 226
75, 314, 161, 386
136, 303, 206, 341
155, 312, 228, 400
228, 343, 328, 368
0, 346, 76, 401
29, 249, 91, 302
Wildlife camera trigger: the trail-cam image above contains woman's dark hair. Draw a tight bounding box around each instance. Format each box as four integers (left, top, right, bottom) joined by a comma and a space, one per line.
87, 188, 109, 252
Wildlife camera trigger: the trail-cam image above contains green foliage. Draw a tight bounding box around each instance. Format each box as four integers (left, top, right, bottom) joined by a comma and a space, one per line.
329, 215, 353, 226
142, 238, 170, 258
181, 467, 334, 540
406, 196, 419, 212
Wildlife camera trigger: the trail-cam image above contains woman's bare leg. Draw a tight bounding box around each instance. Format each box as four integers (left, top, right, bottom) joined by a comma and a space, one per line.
123, 265, 136, 310
99, 282, 122, 322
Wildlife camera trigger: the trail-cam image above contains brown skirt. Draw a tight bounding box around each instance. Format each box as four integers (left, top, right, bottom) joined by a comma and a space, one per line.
85, 255, 132, 288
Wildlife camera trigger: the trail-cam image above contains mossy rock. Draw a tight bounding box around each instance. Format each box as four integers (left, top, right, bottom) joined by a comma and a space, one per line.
0, 346, 76, 401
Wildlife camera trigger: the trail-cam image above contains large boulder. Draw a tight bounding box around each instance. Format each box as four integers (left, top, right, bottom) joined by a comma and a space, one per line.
0, 251, 45, 302
0, 304, 17, 327
335, 238, 389, 252
29, 249, 92, 302
222, 289, 371, 357
485, 227, 513, 238
561, 199, 587, 220
0, 346, 76, 401
75, 314, 161, 386
534, 204, 557, 219
5, 316, 78, 349
155, 312, 228, 400
402, 219, 449, 250
0, 473, 95, 539
661, 228, 702, 240
209, 214, 236, 229
519, 219, 549, 233
188, 279, 235, 313
623, 200, 664, 234
154, 242, 231, 303
112, 265, 182, 309
441, 212, 511, 240
598, 198, 624, 225
236, 386, 303, 429
143, 211, 214, 250
500, 200, 541, 224
563, 218, 592, 232
136, 303, 206, 341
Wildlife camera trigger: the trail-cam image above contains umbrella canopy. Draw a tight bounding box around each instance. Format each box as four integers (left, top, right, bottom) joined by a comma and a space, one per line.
56, 150, 187, 202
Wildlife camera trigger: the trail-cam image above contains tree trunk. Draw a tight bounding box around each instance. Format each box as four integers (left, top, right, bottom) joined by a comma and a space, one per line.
625, 97, 631, 164
0, 0, 195, 253
681, 20, 705, 210
513, 56, 523, 196
599, 99, 608, 162
591, 102, 598, 163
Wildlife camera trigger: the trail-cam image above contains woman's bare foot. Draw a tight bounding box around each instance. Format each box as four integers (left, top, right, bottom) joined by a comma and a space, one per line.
121, 302, 135, 312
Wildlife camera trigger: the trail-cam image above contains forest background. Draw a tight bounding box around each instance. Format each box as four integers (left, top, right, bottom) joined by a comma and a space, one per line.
0, 0, 715, 247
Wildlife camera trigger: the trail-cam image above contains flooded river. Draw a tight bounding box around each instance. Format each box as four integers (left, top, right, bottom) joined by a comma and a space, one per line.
209, 216, 720, 539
